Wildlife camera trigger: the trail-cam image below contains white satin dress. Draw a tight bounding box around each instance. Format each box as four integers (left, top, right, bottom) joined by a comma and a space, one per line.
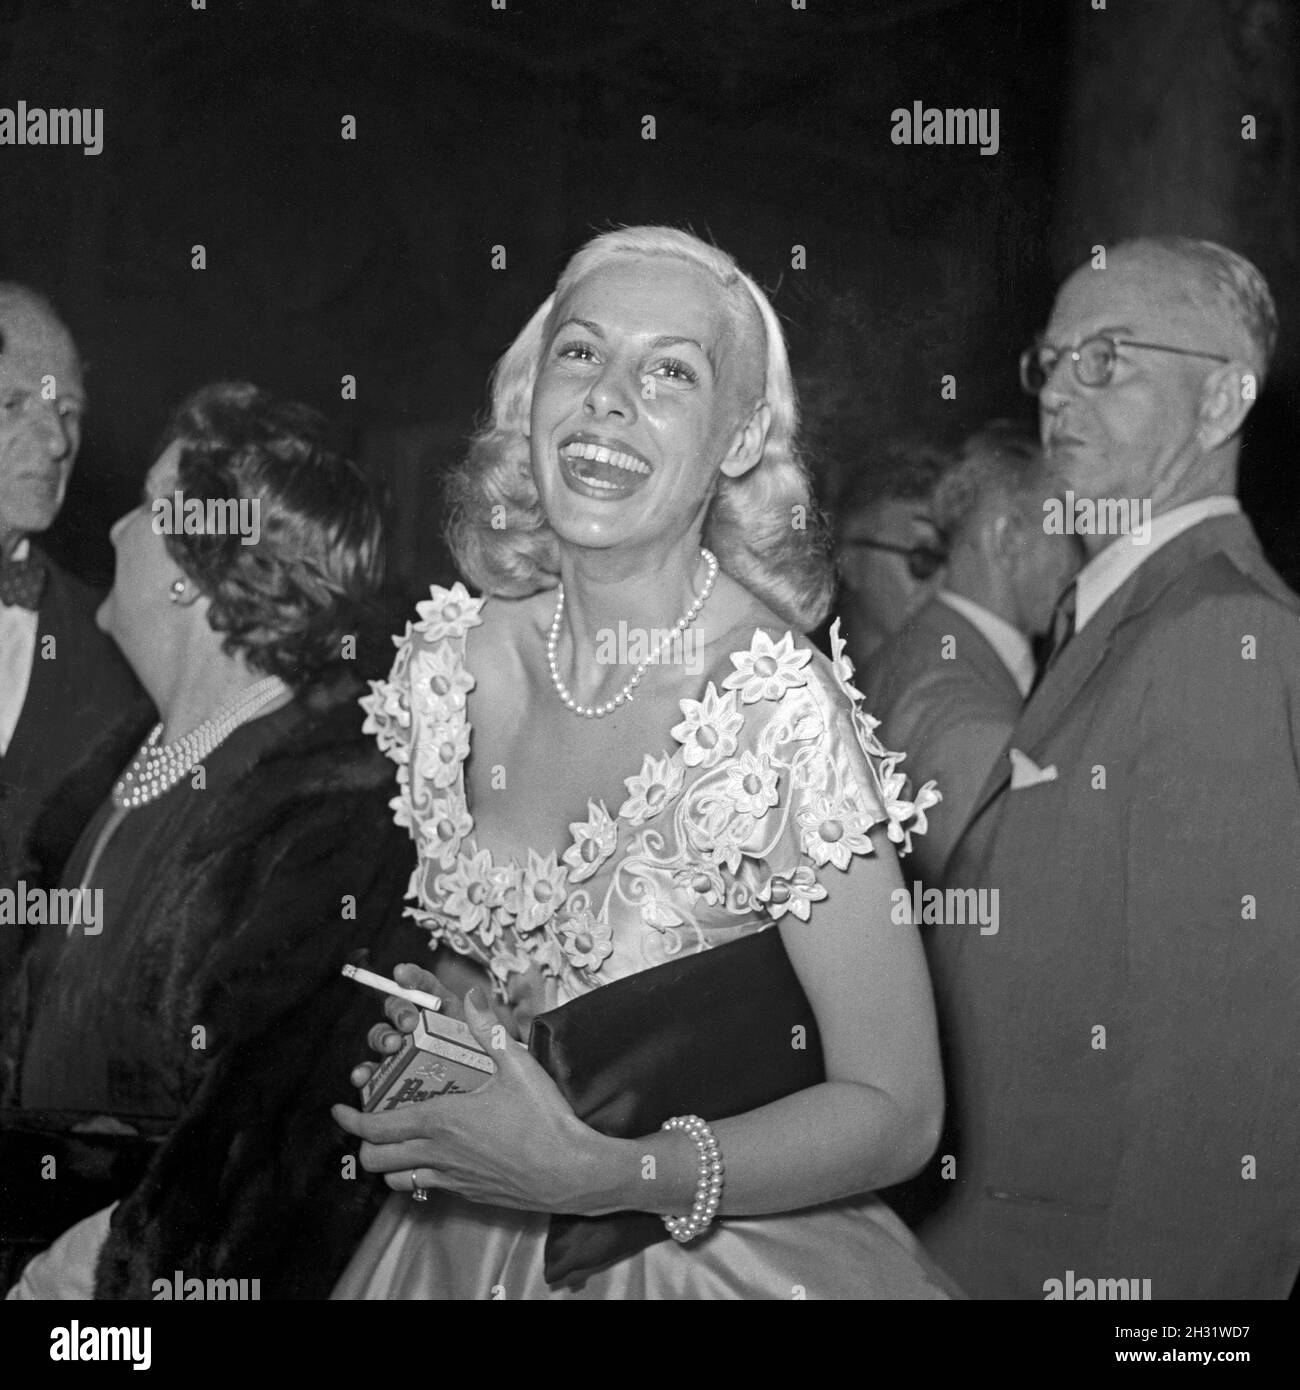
333, 585, 958, 1300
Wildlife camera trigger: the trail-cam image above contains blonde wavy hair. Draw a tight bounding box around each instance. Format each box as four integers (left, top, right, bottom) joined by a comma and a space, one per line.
444, 226, 834, 632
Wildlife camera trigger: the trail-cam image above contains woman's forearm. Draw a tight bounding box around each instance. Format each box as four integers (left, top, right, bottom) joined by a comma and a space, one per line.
586, 1080, 941, 1219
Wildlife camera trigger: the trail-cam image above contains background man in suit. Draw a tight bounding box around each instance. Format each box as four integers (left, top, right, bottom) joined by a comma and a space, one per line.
833, 436, 953, 670
0, 286, 151, 940
861, 422, 1081, 882
920, 237, 1300, 1299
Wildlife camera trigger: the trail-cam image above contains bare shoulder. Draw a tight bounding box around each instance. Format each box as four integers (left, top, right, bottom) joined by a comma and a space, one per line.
464, 586, 553, 669
698, 575, 819, 683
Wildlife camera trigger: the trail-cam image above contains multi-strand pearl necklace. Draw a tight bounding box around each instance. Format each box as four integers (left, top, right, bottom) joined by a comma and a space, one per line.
111, 675, 290, 809
547, 548, 719, 719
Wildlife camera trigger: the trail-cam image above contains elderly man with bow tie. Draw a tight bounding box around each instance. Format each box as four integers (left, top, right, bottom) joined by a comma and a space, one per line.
0, 286, 151, 968
914, 238, 1300, 1300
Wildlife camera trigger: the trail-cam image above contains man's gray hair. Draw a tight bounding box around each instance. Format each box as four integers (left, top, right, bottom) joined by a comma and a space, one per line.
1116, 236, 1278, 386
932, 419, 1042, 540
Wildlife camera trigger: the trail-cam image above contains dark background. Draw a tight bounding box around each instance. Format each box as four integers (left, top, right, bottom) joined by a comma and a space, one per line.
2, 0, 1296, 595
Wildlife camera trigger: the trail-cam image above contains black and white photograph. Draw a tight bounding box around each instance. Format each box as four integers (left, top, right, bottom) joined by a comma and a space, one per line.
0, 0, 1297, 1360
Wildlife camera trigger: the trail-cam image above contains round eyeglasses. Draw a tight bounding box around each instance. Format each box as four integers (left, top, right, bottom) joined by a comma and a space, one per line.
1020, 335, 1230, 395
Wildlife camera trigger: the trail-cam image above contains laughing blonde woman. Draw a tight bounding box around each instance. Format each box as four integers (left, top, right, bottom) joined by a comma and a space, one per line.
333, 226, 957, 1300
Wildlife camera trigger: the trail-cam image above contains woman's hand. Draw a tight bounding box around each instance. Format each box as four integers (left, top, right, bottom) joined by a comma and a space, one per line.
333, 989, 630, 1216
348, 962, 464, 1092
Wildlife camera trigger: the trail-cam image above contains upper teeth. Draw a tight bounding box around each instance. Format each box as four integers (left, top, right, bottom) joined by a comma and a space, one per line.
561, 442, 650, 475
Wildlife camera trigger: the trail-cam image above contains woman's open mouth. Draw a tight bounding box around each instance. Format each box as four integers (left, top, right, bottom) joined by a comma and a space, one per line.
558, 437, 653, 500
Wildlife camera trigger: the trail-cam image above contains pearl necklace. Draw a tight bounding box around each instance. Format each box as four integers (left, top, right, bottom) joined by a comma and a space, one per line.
547, 548, 719, 719
112, 675, 290, 809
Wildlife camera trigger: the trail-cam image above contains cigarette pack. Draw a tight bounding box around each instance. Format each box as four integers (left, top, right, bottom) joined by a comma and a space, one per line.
361, 1009, 495, 1112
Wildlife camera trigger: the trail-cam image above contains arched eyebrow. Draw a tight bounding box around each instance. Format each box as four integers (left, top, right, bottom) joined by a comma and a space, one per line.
551, 317, 717, 375
650, 334, 715, 370
552, 316, 603, 340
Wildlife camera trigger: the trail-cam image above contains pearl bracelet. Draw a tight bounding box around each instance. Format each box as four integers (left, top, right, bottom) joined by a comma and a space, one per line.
660, 1114, 724, 1244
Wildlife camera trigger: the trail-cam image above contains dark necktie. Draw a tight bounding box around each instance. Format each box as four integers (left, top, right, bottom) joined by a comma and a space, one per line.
0, 550, 48, 610
1029, 581, 1077, 696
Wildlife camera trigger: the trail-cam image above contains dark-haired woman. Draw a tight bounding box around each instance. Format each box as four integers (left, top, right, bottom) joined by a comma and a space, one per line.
5, 382, 416, 1298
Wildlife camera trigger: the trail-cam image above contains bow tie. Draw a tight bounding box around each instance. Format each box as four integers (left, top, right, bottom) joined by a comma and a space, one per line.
0, 550, 47, 610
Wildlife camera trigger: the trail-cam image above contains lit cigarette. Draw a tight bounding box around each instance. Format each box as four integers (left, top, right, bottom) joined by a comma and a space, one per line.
342, 964, 444, 1013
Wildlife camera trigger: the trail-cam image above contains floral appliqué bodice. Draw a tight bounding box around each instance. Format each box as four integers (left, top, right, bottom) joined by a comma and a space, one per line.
361, 584, 940, 1016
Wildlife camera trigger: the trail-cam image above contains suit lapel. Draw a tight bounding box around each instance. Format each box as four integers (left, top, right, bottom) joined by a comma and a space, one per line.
1001, 596, 1115, 760
957, 513, 1266, 834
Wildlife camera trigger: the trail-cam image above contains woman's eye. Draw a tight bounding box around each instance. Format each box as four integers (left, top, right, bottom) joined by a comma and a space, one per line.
653, 358, 698, 384
556, 341, 597, 364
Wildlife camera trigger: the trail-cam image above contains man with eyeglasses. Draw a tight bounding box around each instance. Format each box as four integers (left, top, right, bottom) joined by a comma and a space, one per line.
0, 287, 151, 960
833, 436, 953, 671
859, 422, 1081, 885
917, 237, 1300, 1299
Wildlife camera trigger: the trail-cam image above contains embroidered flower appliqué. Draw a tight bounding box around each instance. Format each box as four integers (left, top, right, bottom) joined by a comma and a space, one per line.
412, 644, 475, 718
796, 790, 880, 870
558, 907, 614, 972
671, 684, 744, 768
417, 720, 471, 791
672, 861, 728, 907
876, 758, 941, 857
723, 631, 812, 704
413, 582, 485, 643
757, 866, 827, 921
419, 799, 475, 868
513, 850, 568, 934
562, 801, 619, 883
435, 849, 498, 942
360, 679, 411, 762
722, 750, 781, 819
619, 753, 685, 825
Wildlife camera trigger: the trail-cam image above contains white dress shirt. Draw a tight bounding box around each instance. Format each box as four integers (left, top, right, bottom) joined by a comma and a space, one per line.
0, 537, 39, 755
1073, 496, 1242, 633
937, 589, 1035, 698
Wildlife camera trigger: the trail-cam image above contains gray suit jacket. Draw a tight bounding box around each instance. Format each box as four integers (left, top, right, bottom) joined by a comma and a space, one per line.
920, 514, 1300, 1299
860, 595, 1022, 883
